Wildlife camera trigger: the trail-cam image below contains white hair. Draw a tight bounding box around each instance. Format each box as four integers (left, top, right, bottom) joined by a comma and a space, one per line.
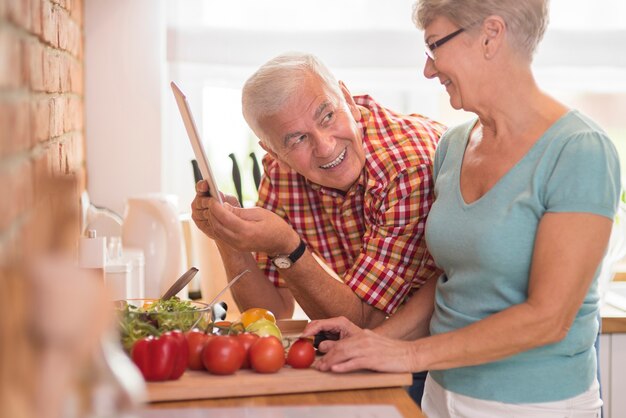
413, 0, 550, 60
241, 52, 342, 141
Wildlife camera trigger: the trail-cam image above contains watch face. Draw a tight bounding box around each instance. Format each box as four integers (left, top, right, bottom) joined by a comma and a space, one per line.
272, 256, 292, 269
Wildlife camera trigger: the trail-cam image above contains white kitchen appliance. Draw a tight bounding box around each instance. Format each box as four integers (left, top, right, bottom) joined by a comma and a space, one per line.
121, 194, 186, 299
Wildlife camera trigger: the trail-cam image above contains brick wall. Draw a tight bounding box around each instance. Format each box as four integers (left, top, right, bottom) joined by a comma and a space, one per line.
0, 0, 85, 264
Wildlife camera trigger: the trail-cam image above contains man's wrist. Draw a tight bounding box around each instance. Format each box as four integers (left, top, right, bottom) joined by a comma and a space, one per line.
270, 237, 306, 270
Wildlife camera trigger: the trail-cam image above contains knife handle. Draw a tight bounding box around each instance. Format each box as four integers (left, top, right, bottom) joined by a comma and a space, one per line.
313, 331, 341, 350
191, 159, 203, 183
228, 153, 243, 205
250, 152, 261, 190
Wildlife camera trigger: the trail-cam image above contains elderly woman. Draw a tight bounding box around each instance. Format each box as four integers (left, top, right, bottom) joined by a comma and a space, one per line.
303, 0, 620, 416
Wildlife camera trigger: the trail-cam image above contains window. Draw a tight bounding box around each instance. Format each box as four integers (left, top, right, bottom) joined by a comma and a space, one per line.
165, 0, 626, 209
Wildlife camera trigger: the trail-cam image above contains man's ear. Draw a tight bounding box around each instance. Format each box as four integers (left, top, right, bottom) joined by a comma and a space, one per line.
339, 80, 361, 121
258, 140, 292, 171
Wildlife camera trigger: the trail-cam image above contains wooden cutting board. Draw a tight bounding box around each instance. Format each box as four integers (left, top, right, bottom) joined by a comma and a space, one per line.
147, 368, 412, 402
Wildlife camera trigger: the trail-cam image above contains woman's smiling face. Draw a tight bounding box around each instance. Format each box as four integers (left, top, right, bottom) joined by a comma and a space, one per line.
423, 15, 479, 111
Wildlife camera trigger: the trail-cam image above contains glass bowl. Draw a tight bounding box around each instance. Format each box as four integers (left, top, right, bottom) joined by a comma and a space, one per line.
114, 298, 211, 352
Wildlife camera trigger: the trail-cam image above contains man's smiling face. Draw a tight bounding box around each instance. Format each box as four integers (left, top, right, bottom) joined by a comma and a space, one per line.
259, 74, 366, 192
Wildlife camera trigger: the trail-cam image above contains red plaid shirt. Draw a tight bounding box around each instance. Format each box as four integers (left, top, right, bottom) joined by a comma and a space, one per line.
255, 95, 445, 314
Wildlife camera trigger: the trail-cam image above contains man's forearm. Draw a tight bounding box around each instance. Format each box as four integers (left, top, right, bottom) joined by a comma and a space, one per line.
280, 250, 387, 328
374, 276, 436, 340
215, 242, 294, 319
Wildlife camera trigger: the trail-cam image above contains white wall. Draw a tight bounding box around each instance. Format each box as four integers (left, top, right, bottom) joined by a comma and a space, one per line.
84, 0, 166, 216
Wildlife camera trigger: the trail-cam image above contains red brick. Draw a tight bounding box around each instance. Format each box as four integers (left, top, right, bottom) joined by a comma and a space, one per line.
70, 0, 82, 28
15, 98, 31, 152
75, 97, 84, 131
66, 131, 84, 171
0, 168, 14, 232
0, 100, 8, 154
69, 59, 82, 95
54, 141, 64, 175
31, 97, 51, 142
63, 95, 73, 131
31, 0, 42, 37
27, 39, 44, 91
59, 55, 70, 92
50, 96, 64, 137
43, 48, 60, 92
0, 27, 22, 89
57, 8, 70, 51
32, 149, 50, 195
15, 160, 34, 220
20, 38, 31, 89
42, 0, 58, 47
7, 0, 31, 30
0, 98, 30, 155
0, 161, 33, 233
68, 19, 80, 57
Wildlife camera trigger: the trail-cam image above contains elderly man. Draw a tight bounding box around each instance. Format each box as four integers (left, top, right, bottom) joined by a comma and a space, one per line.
192, 52, 444, 329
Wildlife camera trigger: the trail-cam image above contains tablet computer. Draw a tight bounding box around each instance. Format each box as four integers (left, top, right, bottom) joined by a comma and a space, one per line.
170, 81, 223, 204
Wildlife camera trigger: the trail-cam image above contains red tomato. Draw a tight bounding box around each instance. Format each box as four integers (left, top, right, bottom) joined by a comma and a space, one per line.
185, 329, 211, 370
202, 335, 245, 375
286, 338, 315, 369
236, 332, 259, 369
249, 336, 285, 373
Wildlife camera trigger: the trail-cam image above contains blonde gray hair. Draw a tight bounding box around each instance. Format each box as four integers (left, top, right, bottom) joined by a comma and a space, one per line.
242, 52, 342, 141
413, 0, 550, 59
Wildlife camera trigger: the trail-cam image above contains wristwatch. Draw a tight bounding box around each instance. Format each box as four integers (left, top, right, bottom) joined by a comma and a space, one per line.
270, 238, 306, 269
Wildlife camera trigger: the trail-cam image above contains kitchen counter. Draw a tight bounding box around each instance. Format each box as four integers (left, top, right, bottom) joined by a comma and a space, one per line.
144, 352, 421, 417
148, 387, 424, 418
602, 304, 626, 333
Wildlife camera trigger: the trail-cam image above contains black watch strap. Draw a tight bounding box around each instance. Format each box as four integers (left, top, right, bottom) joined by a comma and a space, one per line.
287, 238, 307, 264
270, 238, 307, 269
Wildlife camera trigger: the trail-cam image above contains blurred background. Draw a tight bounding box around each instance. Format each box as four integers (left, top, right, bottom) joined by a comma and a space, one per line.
84, 0, 626, 215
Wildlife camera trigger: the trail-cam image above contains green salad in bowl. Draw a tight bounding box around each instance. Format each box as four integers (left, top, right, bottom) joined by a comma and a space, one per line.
115, 297, 210, 352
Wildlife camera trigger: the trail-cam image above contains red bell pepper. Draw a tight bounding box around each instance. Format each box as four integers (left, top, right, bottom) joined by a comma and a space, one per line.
131, 330, 189, 381
168, 330, 189, 379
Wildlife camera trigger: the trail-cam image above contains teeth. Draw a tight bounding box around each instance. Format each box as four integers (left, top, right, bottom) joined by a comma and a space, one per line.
320, 148, 347, 169
442, 80, 451, 86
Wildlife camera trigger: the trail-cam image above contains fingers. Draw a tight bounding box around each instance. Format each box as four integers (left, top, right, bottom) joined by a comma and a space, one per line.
302, 316, 356, 338
316, 332, 416, 374
314, 337, 363, 372
222, 194, 240, 207
195, 180, 210, 195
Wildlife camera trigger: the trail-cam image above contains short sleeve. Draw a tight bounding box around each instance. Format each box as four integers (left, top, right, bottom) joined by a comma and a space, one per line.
545, 132, 621, 220
433, 133, 450, 182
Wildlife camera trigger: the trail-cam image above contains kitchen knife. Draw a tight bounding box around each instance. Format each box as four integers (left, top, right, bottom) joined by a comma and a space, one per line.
191, 159, 203, 183
250, 152, 261, 190
228, 153, 243, 205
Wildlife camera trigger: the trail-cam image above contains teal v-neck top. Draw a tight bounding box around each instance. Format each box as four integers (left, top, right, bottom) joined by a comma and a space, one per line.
425, 110, 621, 403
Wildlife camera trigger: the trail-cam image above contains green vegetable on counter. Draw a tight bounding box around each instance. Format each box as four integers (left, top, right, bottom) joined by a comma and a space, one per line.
116, 297, 207, 352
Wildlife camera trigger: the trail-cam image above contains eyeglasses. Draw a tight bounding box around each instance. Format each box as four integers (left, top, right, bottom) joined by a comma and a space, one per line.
425, 27, 465, 61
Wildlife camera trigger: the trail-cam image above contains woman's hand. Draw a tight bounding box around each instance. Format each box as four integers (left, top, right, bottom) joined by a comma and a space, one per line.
303, 316, 419, 373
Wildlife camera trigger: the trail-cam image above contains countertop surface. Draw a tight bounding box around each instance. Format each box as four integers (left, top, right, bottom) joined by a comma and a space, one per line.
601, 304, 626, 333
